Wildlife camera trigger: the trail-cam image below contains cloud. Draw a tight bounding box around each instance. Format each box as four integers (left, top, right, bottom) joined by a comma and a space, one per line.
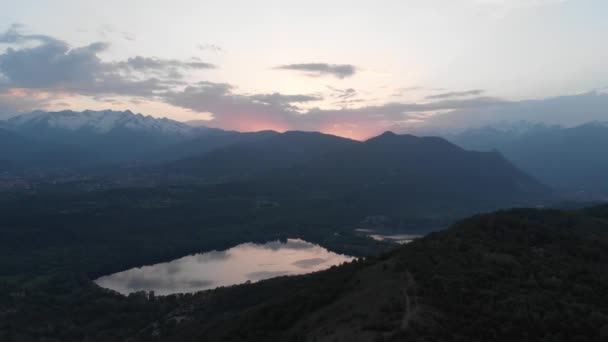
249, 93, 322, 107
409, 91, 608, 134
326, 86, 362, 108
113, 56, 214, 72
0, 88, 54, 118
0, 25, 502, 138
163, 82, 323, 131
275, 63, 357, 79
0, 39, 109, 89
0, 25, 213, 98
2, 25, 604, 140
0, 23, 59, 45
162, 78, 507, 138
426, 89, 485, 100
192, 91, 607, 138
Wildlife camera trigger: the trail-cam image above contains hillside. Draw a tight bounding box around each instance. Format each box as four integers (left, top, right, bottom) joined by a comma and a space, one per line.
258, 131, 550, 217
163, 130, 359, 180
140, 205, 608, 341
1, 193, 606, 341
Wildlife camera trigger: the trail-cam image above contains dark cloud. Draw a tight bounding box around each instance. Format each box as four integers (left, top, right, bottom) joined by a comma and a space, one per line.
250, 239, 316, 252
426, 89, 485, 100
249, 93, 321, 107
0, 25, 213, 98
113, 56, 214, 72
0, 23, 59, 45
275, 63, 357, 79
327, 86, 357, 99
0, 39, 108, 89
295, 98, 507, 131
327, 86, 360, 107
414, 91, 608, 133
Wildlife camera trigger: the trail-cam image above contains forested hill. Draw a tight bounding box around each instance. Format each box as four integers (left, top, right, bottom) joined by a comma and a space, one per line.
2, 204, 607, 341
150, 205, 608, 342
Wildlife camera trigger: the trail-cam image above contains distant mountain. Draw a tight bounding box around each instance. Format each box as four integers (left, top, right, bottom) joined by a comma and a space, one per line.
184, 119, 211, 127
154, 129, 280, 162
259, 131, 549, 216
0, 110, 255, 168
147, 131, 550, 217
162, 130, 359, 180
450, 122, 608, 192
448, 121, 560, 152
0, 127, 33, 161
7, 109, 197, 136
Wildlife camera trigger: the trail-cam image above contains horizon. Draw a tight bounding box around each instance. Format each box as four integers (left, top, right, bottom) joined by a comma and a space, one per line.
3, 105, 608, 141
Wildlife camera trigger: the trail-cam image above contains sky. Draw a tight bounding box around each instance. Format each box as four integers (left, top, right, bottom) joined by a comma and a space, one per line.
1, 0, 607, 139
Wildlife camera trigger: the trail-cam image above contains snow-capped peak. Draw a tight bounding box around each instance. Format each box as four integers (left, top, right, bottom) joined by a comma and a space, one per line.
7, 110, 196, 136
460, 120, 560, 136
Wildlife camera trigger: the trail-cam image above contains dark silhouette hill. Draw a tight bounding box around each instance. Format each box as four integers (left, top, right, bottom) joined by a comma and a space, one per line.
163, 130, 359, 180
258, 131, 550, 216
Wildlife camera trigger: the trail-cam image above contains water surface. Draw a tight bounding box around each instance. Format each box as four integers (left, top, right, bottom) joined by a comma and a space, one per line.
95, 239, 353, 295
354, 228, 421, 244
368, 233, 420, 244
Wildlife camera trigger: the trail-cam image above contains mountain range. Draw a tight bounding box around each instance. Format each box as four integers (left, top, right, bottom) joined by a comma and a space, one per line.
250, 131, 549, 216
4, 111, 607, 198
1, 110, 194, 168
139, 129, 549, 221
0, 110, 554, 226
0, 110, 273, 168
448, 121, 608, 192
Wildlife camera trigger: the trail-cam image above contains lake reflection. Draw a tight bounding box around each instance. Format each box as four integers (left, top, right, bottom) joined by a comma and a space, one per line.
95, 239, 353, 295
368, 234, 420, 244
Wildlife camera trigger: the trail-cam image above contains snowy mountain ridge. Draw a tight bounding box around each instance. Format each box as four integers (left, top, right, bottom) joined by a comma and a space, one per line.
6, 110, 198, 136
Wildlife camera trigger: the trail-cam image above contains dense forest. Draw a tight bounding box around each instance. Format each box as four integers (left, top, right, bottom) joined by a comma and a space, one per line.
1, 201, 607, 341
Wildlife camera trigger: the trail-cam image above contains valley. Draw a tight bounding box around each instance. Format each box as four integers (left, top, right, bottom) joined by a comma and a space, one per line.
0, 110, 606, 341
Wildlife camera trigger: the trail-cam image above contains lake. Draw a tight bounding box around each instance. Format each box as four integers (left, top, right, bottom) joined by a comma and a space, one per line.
95, 239, 354, 295
368, 233, 420, 244
354, 228, 421, 244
